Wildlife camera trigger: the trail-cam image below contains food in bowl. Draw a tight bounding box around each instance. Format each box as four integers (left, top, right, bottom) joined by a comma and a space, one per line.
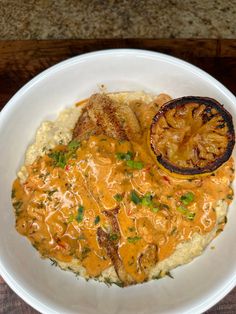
11, 91, 235, 287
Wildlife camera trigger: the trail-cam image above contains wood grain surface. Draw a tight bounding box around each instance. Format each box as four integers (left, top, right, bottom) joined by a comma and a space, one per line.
0, 39, 236, 314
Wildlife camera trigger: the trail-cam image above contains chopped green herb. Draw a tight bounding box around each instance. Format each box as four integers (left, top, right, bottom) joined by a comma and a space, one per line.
113, 281, 124, 287
141, 193, 153, 206
186, 212, 196, 220
48, 151, 67, 168
170, 227, 177, 235
152, 275, 162, 280
109, 233, 119, 241
166, 271, 174, 279
127, 236, 141, 243
94, 216, 100, 225
151, 206, 160, 213
81, 247, 91, 259
76, 205, 84, 223
68, 139, 81, 150
113, 193, 124, 202
47, 189, 58, 196
78, 234, 85, 240
180, 192, 194, 205
11, 189, 16, 198
68, 215, 74, 223
13, 201, 23, 211
128, 227, 135, 232
126, 160, 144, 170
130, 190, 142, 204
50, 259, 58, 266
116, 151, 133, 161
104, 277, 112, 286
151, 202, 169, 212
160, 203, 170, 210
176, 205, 187, 214
227, 194, 233, 200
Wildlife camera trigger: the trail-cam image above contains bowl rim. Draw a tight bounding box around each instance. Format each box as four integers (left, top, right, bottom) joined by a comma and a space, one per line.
0, 48, 236, 314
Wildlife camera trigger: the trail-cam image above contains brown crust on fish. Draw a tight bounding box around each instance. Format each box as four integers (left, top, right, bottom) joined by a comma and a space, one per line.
73, 93, 141, 142
72, 107, 101, 141
97, 207, 136, 286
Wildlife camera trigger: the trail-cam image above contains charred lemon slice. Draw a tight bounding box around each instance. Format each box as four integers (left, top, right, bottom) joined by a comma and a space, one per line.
150, 96, 235, 176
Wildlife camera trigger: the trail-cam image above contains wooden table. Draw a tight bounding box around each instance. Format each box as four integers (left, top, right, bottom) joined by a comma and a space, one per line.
0, 39, 236, 313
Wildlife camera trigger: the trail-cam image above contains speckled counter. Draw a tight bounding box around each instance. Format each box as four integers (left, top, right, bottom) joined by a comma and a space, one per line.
0, 0, 236, 39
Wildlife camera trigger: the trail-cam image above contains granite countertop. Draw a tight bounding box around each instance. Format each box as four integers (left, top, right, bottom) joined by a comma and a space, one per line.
0, 0, 236, 39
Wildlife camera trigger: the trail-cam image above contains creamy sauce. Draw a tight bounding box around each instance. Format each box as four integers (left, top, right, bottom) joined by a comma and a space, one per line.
12, 132, 234, 283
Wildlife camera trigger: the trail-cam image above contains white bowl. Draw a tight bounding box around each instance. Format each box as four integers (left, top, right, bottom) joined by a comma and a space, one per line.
0, 49, 236, 314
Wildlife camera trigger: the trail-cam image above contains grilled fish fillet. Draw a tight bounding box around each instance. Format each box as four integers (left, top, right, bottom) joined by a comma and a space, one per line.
73, 93, 141, 142
72, 92, 169, 285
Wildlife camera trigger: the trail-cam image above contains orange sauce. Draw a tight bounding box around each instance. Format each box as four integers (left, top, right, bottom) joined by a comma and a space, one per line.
12, 133, 234, 282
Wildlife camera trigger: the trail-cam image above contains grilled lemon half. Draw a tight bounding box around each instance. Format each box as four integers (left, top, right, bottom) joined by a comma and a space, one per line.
150, 96, 235, 177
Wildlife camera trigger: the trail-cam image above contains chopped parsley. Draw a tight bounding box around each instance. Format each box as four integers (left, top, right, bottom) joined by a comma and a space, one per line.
76, 205, 84, 223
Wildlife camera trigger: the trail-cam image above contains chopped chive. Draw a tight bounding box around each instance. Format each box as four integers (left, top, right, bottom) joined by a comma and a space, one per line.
68, 215, 74, 223
180, 192, 194, 205
13, 201, 23, 210
166, 271, 174, 279
48, 151, 67, 168
128, 227, 135, 232
126, 160, 144, 170
76, 206, 84, 223
127, 236, 141, 243
141, 193, 153, 206
94, 216, 100, 225
130, 190, 142, 204
186, 212, 196, 220
176, 205, 187, 214
11, 189, 16, 198
151, 206, 160, 213
47, 189, 58, 196
113, 193, 123, 202
109, 233, 119, 241
116, 151, 133, 161
68, 139, 81, 150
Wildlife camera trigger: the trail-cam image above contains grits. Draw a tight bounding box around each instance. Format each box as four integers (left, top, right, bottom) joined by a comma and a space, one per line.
13, 91, 234, 285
